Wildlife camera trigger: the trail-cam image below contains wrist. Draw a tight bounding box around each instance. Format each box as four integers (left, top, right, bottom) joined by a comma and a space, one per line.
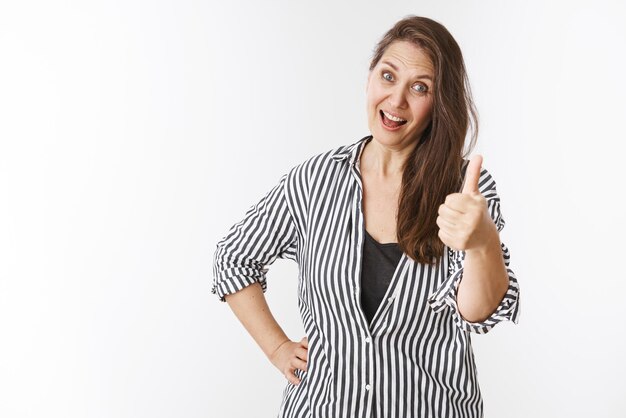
468, 225, 500, 256
268, 338, 290, 360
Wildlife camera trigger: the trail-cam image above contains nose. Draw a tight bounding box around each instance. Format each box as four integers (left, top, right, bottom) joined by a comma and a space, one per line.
388, 84, 408, 109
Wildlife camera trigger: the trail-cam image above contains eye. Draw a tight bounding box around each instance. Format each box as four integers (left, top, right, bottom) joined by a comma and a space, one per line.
412, 83, 428, 94
381, 71, 393, 82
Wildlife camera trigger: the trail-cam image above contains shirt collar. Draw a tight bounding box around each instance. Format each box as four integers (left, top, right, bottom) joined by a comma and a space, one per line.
331, 135, 373, 165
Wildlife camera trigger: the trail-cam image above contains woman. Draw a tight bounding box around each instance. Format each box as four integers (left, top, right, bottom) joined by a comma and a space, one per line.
212, 15, 520, 418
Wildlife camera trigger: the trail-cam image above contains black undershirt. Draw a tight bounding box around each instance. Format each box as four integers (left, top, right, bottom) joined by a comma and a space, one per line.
360, 229, 403, 325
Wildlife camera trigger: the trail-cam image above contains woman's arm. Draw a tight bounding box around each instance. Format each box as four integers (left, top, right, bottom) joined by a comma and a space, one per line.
225, 282, 308, 385
432, 156, 520, 332
456, 227, 509, 322
225, 282, 290, 359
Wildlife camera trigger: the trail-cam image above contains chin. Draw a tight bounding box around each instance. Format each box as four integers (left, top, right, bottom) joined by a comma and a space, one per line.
369, 124, 414, 147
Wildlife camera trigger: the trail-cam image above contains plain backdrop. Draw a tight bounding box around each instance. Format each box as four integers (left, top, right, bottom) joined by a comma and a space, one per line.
1, 0, 625, 417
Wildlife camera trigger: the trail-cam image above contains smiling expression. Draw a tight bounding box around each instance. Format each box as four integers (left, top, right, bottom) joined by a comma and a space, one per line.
365, 40, 435, 149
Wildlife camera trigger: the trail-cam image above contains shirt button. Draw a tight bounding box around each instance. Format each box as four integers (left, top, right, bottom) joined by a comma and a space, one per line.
365, 337, 371, 343
365, 384, 371, 391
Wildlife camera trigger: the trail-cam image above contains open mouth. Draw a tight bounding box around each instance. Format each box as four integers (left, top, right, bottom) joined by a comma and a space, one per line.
380, 109, 407, 129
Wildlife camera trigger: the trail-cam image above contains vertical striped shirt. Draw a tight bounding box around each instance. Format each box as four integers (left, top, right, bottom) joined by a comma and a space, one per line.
212, 135, 520, 418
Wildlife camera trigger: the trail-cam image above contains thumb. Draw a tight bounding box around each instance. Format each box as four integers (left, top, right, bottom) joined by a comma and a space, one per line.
300, 336, 308, 348
461, 154, 483, 195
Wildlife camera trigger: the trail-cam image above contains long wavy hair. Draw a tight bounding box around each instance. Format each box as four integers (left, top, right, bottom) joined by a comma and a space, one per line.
369, 15, 478, 265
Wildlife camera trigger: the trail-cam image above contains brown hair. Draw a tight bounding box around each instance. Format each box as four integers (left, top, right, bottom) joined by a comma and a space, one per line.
369, 15, 478, 265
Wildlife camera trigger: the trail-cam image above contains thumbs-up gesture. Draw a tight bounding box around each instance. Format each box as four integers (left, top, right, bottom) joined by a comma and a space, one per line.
436, 155, 498, 252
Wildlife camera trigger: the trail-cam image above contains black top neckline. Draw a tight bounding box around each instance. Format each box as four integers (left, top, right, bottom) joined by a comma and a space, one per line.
364, 229, 399, 247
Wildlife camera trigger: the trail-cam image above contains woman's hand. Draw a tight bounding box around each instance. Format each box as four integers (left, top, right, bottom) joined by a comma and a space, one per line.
269, 336, 308, 385
436, 155, 499, 252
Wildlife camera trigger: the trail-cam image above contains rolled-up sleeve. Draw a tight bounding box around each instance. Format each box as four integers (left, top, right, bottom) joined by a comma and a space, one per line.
212, 173, 298, 302
428, 167, 521, 334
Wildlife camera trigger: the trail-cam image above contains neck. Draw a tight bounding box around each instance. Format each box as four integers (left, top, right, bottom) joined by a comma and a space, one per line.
360, 138, 416, 179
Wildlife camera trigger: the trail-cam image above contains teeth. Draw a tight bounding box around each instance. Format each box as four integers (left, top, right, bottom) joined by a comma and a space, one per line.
382, 110, 406, 122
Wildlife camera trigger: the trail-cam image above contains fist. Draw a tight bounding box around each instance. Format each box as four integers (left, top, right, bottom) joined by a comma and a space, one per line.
436, 155, 497, 252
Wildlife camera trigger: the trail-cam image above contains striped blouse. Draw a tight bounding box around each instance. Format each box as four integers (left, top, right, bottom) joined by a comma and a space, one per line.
212, 135, 521, 418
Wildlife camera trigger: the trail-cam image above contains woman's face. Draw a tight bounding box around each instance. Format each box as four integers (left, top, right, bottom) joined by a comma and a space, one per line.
366, 40, 435, 149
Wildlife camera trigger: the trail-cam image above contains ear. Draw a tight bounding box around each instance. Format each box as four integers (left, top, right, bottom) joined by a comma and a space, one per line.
365, 70, 372, 93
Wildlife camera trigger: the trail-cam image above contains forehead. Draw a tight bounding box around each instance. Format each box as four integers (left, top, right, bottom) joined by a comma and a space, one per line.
379, 40, 434, 76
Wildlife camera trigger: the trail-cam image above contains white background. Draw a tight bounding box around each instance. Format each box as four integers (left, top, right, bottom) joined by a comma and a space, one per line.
1, 1, 625, 417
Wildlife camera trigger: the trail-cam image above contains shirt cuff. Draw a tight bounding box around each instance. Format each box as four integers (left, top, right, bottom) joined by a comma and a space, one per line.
211, 264, 269, 303
428, 243, 521, 334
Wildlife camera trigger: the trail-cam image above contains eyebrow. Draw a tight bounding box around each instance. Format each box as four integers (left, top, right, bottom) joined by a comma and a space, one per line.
381, 60, 433, 81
